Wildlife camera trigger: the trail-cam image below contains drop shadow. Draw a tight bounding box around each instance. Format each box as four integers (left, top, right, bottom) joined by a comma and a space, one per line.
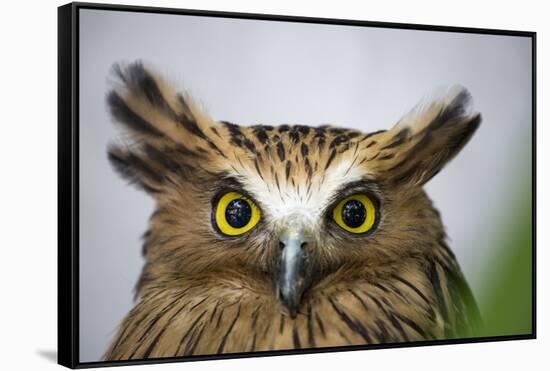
36, 350, 57, 363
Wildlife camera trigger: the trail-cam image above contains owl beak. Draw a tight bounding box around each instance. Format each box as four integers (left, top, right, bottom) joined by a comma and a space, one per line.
276, 230, 311, 318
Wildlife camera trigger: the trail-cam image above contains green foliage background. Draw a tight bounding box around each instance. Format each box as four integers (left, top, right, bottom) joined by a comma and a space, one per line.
468, 149, 533, 338
476, 199, 532, 336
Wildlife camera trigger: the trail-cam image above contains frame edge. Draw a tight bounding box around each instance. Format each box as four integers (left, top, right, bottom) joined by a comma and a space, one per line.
58, 2, 78, 369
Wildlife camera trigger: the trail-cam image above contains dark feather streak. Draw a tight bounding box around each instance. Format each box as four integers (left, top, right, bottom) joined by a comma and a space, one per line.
216, 304, 241, 353
328, 298, 372, 343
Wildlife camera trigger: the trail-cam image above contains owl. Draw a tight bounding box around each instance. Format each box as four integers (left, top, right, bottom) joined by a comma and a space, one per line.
104, 62, 482, 360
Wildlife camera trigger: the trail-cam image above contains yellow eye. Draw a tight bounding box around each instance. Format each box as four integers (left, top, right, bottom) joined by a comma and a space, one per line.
332, 194, 377, 234
214, 192, 261, 236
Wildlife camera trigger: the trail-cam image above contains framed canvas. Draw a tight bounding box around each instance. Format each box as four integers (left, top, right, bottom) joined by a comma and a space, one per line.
58, 2, 536, 369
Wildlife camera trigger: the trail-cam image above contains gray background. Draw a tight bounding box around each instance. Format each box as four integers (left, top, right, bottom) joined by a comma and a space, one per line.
79, 9, 532, 362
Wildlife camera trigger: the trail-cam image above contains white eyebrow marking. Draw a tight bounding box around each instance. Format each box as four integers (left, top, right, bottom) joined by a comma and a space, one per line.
234, 158, 366, 230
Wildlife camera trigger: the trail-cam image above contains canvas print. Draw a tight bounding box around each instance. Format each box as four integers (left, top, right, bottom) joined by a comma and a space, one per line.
71, 4, 534, 366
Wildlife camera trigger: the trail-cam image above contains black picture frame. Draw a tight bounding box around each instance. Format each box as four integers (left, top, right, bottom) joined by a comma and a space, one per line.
58, 2, 537, 369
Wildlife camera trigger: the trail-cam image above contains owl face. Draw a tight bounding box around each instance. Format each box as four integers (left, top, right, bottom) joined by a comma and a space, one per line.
108, 62, 480, 317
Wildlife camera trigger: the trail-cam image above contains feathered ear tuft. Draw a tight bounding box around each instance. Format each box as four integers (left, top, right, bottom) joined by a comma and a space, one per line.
363, 86, 481, 187
107, 61, 216, 144
106, 61, 224, 195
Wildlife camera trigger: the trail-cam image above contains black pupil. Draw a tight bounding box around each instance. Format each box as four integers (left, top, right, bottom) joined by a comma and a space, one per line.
341, 200, 366, 228
225, 199, 252, 228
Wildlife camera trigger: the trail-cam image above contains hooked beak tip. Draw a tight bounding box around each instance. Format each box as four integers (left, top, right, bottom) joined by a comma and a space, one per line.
288, 309, 298, 319
277, 286, 300, 318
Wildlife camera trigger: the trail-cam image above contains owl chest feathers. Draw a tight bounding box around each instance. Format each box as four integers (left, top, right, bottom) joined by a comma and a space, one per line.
104, 260, 465, 360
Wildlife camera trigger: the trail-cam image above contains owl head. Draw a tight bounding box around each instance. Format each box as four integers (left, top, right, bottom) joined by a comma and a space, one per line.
107, 62, 480, 318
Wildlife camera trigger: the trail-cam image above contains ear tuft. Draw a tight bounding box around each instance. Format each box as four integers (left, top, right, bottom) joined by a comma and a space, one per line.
396, 85, 475, 134
365, 86, 481, 187
111, 61, 175, 114
106, 61, 224, 196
